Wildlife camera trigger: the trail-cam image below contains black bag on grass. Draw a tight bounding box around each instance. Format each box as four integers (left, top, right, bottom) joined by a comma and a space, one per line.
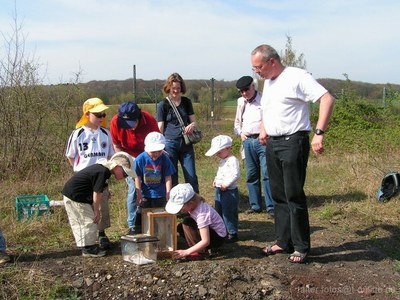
376, 172, 400, 201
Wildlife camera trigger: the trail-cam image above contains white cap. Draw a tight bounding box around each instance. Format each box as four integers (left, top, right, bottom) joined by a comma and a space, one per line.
165, 183, 196, 214
144, 132, 166, 152
205, 135, 232, 156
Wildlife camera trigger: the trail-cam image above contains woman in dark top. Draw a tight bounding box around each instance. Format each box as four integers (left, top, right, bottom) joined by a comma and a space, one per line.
156, 73, 199, 193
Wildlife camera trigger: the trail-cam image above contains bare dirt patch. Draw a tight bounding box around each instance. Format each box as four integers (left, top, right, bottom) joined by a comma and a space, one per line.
5, 207, 400, 300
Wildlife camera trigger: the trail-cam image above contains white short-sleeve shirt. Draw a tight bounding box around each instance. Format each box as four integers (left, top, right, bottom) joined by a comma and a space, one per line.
65, 126, 115, 172
261, 67, 327, 136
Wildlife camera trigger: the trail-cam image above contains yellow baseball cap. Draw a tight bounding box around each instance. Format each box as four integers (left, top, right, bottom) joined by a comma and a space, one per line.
75, 98, 109, 128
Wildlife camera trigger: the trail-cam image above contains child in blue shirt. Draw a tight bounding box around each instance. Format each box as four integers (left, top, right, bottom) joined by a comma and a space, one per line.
205, 135, 240, 243
133, 132, 176, 233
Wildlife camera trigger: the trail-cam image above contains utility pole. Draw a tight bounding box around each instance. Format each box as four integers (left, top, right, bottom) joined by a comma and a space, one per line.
383, 86, 386, 107
211, 78, 215, 127
133, 65, 137, 102
154, 81, 158, 113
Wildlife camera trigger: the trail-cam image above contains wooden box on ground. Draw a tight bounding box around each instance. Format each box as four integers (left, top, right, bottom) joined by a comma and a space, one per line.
142, 208, 177, 258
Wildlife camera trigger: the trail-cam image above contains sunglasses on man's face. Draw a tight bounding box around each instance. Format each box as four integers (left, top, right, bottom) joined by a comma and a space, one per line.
93, 112, 106, 118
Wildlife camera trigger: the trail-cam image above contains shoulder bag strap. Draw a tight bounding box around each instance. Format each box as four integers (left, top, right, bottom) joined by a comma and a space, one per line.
166, 97, 186, 133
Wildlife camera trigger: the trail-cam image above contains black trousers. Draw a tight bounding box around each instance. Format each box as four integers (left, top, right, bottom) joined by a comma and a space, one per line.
266, 131, 310, 253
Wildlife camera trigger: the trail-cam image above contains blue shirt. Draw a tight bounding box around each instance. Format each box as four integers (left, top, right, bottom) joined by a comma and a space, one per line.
134, 152, 176, 198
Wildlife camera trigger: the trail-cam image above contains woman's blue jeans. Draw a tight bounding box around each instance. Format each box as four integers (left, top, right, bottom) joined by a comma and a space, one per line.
165, 137, 199, 193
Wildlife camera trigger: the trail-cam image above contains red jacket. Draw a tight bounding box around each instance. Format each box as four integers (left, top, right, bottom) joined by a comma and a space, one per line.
110, 111, 160, 158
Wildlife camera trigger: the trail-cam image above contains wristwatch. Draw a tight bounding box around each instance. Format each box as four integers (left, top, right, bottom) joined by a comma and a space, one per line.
314, 128, 325, 135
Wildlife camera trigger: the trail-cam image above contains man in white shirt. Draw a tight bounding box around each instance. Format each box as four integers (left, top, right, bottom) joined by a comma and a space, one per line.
251, 44, 335, 263
234, 76, 274, 217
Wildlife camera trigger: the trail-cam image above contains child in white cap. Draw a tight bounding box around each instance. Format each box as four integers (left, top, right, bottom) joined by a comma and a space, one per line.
62, 152, 136, 257
133, 132, 176, 233
205, 135, 240, 242
165, 183, 227, 260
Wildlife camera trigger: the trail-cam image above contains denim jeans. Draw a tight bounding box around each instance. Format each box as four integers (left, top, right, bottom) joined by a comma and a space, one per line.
266, 132, 310, 253
165, 137, 199, 193
126, 176, 137, 229
0, 229, 6, 252
214, 187, 239, 235
243, 137, 274, 212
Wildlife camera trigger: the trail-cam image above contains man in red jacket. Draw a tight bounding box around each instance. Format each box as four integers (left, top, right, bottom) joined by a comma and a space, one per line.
110, 101, 160, 235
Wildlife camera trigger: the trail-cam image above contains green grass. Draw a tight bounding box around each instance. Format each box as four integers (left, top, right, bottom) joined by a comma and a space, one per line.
318, 203, 341, 220
222, 99, 237, 106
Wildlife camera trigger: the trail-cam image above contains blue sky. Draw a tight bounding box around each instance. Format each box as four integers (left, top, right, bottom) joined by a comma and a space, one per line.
1, 0, 399, 84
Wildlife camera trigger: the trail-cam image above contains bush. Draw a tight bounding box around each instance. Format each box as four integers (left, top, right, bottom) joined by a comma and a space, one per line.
0, 17, 88, 179
311, 79, 400, 154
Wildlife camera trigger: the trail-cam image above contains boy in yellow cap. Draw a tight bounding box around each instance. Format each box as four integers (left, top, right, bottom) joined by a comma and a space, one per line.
65, 97, 115, 249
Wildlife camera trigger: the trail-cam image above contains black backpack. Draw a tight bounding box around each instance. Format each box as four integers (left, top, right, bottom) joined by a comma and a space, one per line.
376, 172, 400, 201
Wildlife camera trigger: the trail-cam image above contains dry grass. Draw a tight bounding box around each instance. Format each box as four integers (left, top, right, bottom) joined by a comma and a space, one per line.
1, 114, 400, 297
1, 149, 399, 252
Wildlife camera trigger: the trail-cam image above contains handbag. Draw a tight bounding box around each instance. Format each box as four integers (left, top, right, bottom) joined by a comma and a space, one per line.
166, 97, 203, 145
187, 127, 203, 144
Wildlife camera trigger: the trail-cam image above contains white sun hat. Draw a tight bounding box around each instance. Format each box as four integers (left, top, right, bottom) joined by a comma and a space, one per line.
205, 135, 232, 156
165, 183, 196, 214
144, 132, 166, 152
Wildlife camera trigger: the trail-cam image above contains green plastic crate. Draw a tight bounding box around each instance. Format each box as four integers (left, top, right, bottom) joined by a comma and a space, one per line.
15, 195, 50, 221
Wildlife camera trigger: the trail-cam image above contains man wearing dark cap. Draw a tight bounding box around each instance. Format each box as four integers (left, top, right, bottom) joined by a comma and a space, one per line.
110, 101, 160, 235
234, 76, 274, 217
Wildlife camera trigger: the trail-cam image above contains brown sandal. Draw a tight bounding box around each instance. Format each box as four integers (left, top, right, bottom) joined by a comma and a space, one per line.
261, 245, 285, 256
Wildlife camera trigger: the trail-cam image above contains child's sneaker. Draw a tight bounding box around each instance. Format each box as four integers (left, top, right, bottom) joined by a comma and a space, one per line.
226, 234, 239, 243
0, 252, 10, 264
82, 245, 106, 257
99, 236, 111, 250
127, 227, 141, 236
